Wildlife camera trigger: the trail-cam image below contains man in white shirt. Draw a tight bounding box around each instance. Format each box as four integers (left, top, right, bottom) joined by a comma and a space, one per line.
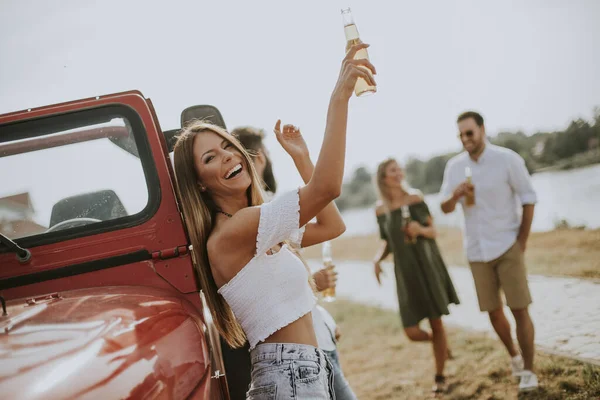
440, 111, 538, 392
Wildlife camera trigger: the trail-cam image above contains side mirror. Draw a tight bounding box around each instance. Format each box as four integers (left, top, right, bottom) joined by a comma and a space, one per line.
163, 105, 227, 153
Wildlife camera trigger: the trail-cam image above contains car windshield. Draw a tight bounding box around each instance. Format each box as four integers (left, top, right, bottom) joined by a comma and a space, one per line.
0, 111, 149, 241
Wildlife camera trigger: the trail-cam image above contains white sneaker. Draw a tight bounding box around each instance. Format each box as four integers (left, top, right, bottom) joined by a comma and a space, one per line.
519, 370, 539, 392
511, 354, 525, 377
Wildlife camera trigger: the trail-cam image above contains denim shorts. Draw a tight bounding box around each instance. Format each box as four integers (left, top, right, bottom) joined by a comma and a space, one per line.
246, 343, 335, 399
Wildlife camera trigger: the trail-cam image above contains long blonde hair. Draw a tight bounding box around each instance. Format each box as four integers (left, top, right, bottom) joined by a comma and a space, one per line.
173, 121, 313, 348
375, 158, 416, 211
173, 121, 263, 348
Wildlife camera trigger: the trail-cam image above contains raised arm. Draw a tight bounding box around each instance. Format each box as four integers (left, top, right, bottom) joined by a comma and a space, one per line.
274, 122, 346, 247
296, 43, 376, 227
209, 44, 376, 279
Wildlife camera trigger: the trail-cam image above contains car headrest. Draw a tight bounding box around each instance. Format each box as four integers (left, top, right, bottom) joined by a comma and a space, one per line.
49, 189, 128, 227
163, 105, 227, 153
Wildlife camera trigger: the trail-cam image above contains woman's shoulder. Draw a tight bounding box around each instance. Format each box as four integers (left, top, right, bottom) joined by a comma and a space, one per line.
404, 189, 425, 207
207, 212, 259, 286
208, 207, 261, 253
375, 200, 387, 217
407, 188, 424, 200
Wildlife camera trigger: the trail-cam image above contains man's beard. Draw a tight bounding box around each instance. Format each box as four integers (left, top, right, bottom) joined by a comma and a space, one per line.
468, 140, 484, 156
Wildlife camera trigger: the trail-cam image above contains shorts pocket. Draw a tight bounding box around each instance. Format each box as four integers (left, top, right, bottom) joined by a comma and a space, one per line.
251, 359, 281, 378
294, 359, 322, 383
246, 384, 277, 400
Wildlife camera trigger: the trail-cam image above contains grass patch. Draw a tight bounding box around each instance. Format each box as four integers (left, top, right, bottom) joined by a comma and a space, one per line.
583, 364, 600, 393
302, 228, 600, 280
326, 299, 600, 399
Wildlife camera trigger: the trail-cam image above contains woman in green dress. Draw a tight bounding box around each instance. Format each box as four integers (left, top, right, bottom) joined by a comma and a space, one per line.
372, 158, 460, 393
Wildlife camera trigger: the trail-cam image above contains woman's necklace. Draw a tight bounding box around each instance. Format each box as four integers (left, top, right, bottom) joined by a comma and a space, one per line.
216, 209, 232, 218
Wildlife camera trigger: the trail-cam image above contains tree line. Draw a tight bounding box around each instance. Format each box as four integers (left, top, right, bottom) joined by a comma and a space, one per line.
336, 108, 600, 211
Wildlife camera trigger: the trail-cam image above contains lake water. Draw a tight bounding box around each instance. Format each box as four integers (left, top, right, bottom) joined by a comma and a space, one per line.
342, 163, 600, 236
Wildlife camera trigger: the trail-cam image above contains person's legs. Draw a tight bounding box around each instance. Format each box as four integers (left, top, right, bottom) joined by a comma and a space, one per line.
511, 307, 535, 371
429, 318, 447, 376
324, 349, 357, 400
404, 325, 432, 342
495, 242, 538, 391
404, 322, 454, 361
470, 259, 518, 355
509, 309, 539, 393
488, 307, 518, 357
498, 242, 535, 372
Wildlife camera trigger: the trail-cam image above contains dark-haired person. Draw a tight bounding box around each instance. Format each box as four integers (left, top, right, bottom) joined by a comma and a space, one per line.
232, 126, 277, 199
440, 111, 538, 392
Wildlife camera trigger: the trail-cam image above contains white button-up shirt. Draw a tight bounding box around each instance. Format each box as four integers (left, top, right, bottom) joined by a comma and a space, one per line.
440, 143, 537, 262
312, 305, 337, 351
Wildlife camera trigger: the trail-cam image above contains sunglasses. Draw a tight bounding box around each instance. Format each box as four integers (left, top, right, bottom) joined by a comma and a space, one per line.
458, 130, 475, 139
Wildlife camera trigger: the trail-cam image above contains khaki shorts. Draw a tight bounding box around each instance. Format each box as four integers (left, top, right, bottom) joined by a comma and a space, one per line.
469, 242, 532, 312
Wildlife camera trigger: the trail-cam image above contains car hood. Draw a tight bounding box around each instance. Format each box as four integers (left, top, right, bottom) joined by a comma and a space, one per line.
0, 286, 209, 400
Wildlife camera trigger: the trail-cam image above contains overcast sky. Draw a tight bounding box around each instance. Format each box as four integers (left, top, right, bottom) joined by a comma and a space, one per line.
2, 0, 599, 192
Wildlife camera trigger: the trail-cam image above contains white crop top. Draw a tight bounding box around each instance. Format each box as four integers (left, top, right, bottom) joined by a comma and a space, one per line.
217, 189, 317, 350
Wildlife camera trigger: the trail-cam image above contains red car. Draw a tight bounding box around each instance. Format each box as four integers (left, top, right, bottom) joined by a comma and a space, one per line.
0, 91, 232, 399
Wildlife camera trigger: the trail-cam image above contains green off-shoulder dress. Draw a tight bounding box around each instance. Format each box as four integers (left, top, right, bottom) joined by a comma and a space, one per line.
377, 201, 460, 328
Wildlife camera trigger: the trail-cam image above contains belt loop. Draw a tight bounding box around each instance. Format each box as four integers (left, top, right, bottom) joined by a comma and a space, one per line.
316, 348, 323, 368
276, 344, 282, 364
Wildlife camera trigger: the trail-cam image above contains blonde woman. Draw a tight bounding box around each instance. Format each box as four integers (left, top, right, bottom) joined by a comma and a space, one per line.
234, 124, 357, 400
173, 43, 375, 399
373, 158, 459, 393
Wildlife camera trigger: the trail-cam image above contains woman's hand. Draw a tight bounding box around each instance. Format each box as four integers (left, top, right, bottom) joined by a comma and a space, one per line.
273, 120, 309, 161
332, 43, 377, 101
404, 221, 422, 239
374, 261, 384, 285
294, 42, 376, 228
313, 265, 337, 293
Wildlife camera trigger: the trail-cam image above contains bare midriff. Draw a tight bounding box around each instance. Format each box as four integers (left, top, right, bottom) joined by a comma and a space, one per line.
261, 312, 318, 348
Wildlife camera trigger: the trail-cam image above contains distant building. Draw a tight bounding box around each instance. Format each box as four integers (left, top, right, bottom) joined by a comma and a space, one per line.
532, 140, 546, 158
0, 193, 46, 239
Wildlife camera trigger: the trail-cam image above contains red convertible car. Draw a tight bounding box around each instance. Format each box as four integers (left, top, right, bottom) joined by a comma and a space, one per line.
0, 91, 233, 399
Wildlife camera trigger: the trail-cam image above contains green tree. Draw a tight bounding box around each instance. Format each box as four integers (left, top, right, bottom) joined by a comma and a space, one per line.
335, 107, 600, 211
